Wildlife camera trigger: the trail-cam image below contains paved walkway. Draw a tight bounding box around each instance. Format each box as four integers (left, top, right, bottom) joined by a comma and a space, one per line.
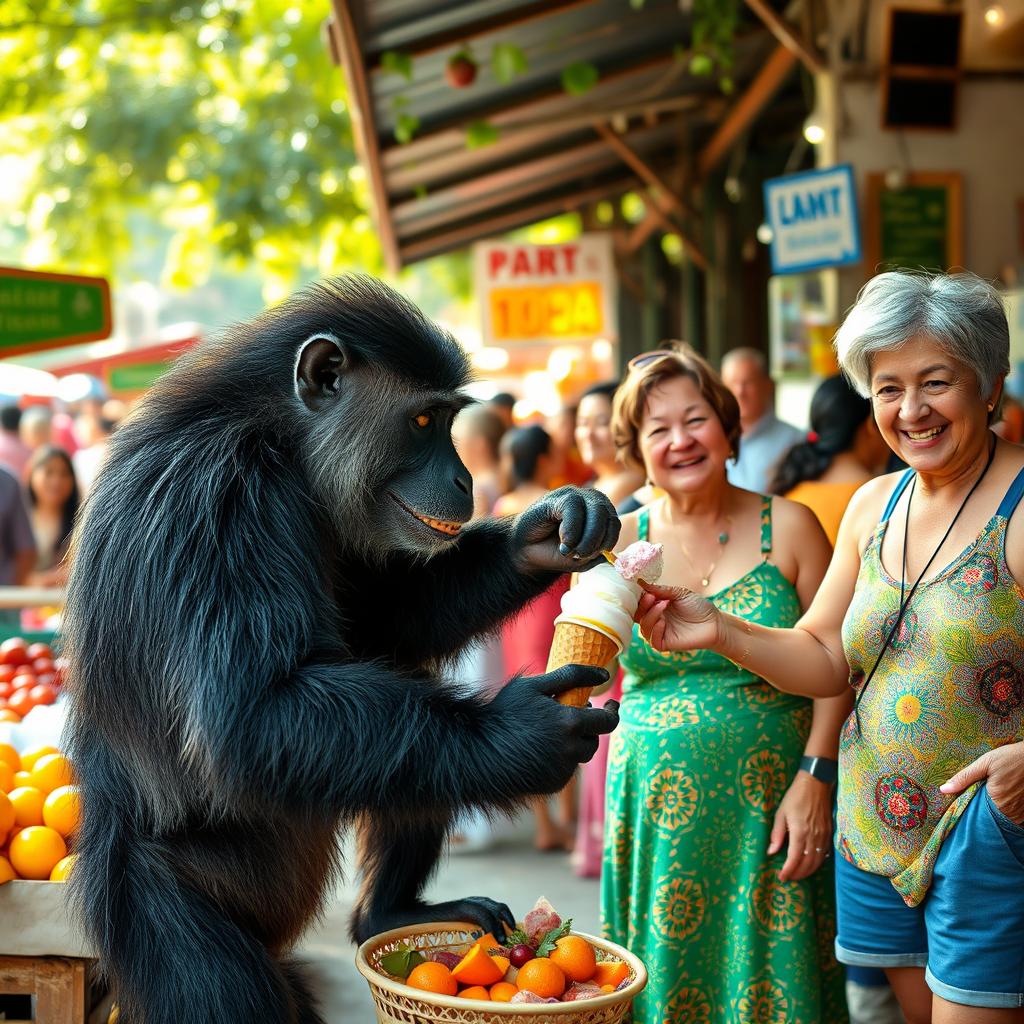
299, 814, 600, 1023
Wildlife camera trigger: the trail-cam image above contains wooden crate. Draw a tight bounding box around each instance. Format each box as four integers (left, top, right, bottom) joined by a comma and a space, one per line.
0, 956, 86, 1024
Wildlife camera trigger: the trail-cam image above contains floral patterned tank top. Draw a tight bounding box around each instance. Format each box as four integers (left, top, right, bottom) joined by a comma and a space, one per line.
837, 466, 1024, 906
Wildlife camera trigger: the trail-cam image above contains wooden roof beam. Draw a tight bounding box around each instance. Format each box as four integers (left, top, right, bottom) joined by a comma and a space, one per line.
697, 44, 797, 180
743, 0, 825, 76
327, 0, 401, 273
399, 176, 640, 265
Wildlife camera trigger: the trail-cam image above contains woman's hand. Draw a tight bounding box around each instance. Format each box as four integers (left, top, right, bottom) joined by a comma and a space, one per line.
635, 583, 722, 653
940, 741, 1024, 824
768, 772, 833, 882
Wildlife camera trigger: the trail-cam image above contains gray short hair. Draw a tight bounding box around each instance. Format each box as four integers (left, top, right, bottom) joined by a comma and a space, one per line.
835, 272, 1009, 412
721, 346, 768, 377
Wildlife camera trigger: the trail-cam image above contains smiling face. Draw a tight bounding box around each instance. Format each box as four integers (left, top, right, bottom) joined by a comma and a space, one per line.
639, 375, 732, 492
31, 453, 75, 511
869, 335, 995, 477
575, 393, 615, 471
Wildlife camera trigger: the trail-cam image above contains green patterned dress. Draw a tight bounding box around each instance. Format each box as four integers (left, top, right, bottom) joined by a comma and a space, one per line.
601, 499, 847, 1024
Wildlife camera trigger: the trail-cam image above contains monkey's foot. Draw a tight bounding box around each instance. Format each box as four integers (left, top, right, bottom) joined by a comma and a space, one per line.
357, 897, 514, 944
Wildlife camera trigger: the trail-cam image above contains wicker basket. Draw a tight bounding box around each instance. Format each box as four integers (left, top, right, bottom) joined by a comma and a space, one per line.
355, 922, 647, 1024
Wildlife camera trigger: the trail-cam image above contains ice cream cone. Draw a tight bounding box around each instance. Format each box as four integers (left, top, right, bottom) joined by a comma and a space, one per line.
546, 621, 621, 707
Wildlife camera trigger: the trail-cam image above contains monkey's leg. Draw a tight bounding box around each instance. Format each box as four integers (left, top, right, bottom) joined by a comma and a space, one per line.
280, 960, 327, 1024
95, 853, 308, 1024
350, 814, 515, 944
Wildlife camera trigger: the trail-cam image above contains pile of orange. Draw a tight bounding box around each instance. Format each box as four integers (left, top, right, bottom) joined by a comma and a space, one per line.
398, 932, 629, 1003
0, 741, 79, 884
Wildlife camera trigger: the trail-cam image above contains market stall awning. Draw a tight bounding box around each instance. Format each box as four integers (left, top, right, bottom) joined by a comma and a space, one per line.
325, 0, 818, 271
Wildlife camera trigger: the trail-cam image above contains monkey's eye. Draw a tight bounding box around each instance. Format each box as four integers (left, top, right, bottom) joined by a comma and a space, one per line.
413, 412, 432, 429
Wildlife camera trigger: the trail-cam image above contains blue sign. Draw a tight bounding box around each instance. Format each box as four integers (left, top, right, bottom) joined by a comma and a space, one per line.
763, 164, 861, 274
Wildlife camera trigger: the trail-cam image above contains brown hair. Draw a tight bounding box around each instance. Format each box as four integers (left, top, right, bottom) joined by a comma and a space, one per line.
612, 342, 741, 472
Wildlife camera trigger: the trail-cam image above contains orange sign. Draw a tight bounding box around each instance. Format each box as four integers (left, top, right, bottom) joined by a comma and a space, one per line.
474, 236, 616, 345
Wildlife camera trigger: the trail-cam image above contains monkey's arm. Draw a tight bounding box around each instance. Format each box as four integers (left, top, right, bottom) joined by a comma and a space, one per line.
347, 487, 619, 665
349, 814, 514, 944
202, 658, 614, 821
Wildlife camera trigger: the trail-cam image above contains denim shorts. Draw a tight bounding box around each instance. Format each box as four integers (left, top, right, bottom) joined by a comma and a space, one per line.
835, 784, 1024, 1009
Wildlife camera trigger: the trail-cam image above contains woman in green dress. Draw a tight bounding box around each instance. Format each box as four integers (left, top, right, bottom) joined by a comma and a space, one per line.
601, 345, 849, 1023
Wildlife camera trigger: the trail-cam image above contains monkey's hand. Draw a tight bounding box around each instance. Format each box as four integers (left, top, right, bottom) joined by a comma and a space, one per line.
488, 665, 619, 794
511, 486, 620, 575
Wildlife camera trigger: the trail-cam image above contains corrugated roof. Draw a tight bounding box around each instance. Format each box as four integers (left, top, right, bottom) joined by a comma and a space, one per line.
326, 0, 812, 269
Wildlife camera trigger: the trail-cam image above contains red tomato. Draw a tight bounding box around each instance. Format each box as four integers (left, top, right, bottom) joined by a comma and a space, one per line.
28, 684, 56, 707
8, 689, 35, 717
11, 673, 35, 692
34, 672, 55, 688
31, 658, 55, 675
0, 639, 28, 666
0, 681, 11, 699
26, 643, 53, 661
0, 665, 14, 684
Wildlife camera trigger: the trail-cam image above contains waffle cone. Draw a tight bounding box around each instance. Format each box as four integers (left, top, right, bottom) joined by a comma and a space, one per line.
546, 622, 621, 706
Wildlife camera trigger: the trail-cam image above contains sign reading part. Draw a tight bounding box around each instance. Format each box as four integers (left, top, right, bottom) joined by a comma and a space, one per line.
474, 236, 616, 345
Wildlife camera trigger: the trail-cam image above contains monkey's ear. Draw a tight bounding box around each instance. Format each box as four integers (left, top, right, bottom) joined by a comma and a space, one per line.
294, 333, 348, 411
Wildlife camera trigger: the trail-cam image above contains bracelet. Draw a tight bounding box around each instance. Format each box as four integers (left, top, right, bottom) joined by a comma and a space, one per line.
729, 619, 753, 666
799, 755, 838, 785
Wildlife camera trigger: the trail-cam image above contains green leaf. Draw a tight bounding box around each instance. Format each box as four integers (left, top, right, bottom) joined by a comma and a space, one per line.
561, 61, 598, 96
491, 42, 527, 85
379, 947, 426, 979
394, 112, 420, 144
689, 53, 713, 76
465, 120, 499, 149
630, 0, 646, 8
719, 75, 734, 94
504, 928, 530, 947
535, 918, 573, 957
381, 50, 413, 81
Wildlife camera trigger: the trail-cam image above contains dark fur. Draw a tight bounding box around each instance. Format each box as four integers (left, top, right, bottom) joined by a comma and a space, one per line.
63, 275, 618, 1023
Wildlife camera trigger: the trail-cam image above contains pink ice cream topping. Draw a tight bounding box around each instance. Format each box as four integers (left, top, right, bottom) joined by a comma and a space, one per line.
613, 541, 664, 583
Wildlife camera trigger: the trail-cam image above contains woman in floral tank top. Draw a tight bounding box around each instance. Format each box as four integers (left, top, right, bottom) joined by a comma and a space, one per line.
635, 271, 1024, 1024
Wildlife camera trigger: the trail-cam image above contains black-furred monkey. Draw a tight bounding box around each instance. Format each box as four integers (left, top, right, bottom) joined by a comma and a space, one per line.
63, 275, 619, 1023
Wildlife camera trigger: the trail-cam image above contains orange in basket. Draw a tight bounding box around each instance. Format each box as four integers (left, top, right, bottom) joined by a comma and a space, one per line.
550, 936, 597, 983
489, 981, 517, 1002
592, 960, 630, 988
0, 743, 19, 771
0, 792, 14, 837
407, 962, 458, 996
8, 786, 45, 828
516, 957, 566, 999
451, 944, 504, 987
30, 753, 73, 794
42, 786, 80, 839
9, 825, 66, 880
0, 854, 14, 884
457, 986, 490, 1000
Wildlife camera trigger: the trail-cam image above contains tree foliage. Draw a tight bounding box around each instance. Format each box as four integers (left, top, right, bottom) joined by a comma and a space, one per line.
0, 0, 378, 296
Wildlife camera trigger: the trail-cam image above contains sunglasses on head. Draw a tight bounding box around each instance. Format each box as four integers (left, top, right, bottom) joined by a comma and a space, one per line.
626, 349, 677, 372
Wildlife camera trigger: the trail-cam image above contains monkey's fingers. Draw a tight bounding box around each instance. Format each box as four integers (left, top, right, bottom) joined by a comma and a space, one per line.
534, 664, 609, 698
569, 701, 619, 737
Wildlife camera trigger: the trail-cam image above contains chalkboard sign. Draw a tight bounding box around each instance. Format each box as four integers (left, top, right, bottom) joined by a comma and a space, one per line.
864, 172, 963, 273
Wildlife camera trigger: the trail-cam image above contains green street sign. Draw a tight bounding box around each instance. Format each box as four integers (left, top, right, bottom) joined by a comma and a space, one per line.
107, 361, 172, 394
0, 266, 112, 358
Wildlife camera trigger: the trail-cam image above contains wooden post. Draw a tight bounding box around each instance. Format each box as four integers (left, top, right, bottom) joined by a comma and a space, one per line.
0, 956, 87, 1024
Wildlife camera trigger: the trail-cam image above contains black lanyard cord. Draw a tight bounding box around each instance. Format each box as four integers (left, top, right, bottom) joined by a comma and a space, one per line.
853, 440, 997, 732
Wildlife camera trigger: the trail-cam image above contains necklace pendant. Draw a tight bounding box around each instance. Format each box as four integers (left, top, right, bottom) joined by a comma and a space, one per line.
718, 532, 729, 545
701, 577, 709, 588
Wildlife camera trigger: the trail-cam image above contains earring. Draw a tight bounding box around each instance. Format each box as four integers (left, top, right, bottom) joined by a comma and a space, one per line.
987, 402, 994, 412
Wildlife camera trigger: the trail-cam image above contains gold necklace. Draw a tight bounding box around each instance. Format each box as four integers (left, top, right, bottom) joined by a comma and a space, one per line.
678, 515, 732, 589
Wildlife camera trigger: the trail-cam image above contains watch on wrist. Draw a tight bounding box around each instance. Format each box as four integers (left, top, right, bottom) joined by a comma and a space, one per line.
799, 755, 838, 785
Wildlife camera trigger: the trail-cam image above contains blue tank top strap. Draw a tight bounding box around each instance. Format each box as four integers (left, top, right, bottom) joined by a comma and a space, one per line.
759, 495, 772, 557
638, 505, 650, 541
996, 464, 1024, 519
880, 469, 915, 523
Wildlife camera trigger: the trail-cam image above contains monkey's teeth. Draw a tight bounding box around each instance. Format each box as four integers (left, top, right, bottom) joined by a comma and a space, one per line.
414, 513, 461, 535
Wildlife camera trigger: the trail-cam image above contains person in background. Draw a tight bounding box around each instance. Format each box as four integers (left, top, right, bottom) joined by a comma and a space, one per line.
603, 345, 848, 1024
23, 445, 79, 588
0, 406, 31, 479
447, 405, 509, 852
0, 465, 36, 629
574, 382, 645, 507
545, 404, 591, 488
722, 346, 803, 493
19, 406, 54, 458
635, 271, 1024, 1024
72, 412, 114, 496
771, 374, 891, 545
494, 425, 576, 852
571, 382, 643, 877
486, 391, 516, 431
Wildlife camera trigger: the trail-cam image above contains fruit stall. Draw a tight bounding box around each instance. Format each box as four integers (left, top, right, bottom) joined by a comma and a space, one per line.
0, 618, 98, 1024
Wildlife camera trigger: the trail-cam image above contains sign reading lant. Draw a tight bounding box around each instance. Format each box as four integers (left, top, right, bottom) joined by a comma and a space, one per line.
0, 266, 112, 358
763, 165, 861, 275
474, 235, 616, 345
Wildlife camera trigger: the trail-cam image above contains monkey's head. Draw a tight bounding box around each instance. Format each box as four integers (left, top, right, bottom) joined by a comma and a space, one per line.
290, 276, 475, 562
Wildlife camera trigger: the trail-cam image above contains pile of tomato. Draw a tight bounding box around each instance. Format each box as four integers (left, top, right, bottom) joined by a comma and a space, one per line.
0, 638, 65, 723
